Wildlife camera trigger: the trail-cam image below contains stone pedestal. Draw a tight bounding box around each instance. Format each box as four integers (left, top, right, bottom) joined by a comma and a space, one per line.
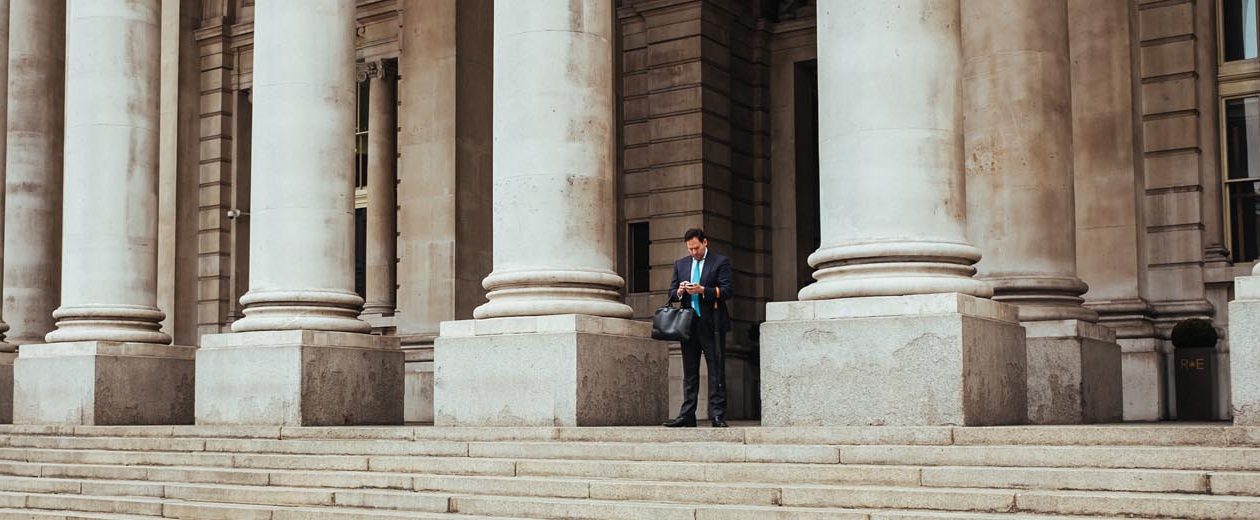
1120, 337, 1166, 421
196, 331, 402, 426
1024, 320, 1123, 424
0, 352, 14, 423
13, 342, 193, 425
1230, 276, 1260, 425
761, 293, 1027, 426
435, 315, 668, 426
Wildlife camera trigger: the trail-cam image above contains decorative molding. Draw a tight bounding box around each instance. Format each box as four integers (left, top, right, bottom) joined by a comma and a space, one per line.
356, 59, 397, 82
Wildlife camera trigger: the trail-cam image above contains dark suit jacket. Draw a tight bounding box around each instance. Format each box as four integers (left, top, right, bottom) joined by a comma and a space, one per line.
669, 251, 733, 333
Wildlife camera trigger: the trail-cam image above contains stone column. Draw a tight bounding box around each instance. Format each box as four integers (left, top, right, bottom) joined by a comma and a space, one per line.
0, 0, 12, 424
1067, 0, 1158, 421
195, 0, 402, 426
360, 59, 397, 319
433, 0, 667, 426
961, 0, 1122, 424
760, 0, 1027, 426
1231, 265, 1260, 425
13, 0, 195, 425
4, 0, 63, 349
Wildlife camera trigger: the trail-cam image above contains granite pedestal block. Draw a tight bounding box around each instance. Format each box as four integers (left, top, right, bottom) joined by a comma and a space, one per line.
1231, 276, 1260, 425
14, 342, 195, 425
196, 330, 403, 426
0, 351, 15, 424
1024, 320, 1123, 424
435, 315, 668, 426
761, 293, 1027, 426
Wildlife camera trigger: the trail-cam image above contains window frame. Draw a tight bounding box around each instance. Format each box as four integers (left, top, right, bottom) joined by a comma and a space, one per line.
1219, 1, 1260, 263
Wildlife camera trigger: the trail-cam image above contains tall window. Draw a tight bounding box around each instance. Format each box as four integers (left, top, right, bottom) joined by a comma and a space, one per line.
1221, 0, 1260, 262
355, 78, 370, 190
627, 222, 650, 294
353, 78, 369, 296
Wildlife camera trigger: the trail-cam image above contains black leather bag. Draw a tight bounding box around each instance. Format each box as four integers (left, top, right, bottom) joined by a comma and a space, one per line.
652, 300, 694, 341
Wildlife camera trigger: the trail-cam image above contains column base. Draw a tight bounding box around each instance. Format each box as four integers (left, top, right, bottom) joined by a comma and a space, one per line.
14, 342, 194, 425
1119, 338, 1166, 421
0, 352, 15, 424
761, 293, 1027, 426
1230, 277, 1260, 425
1023, 320, 1123, 424
196, 330, 403, 426
434, 315, 668, 426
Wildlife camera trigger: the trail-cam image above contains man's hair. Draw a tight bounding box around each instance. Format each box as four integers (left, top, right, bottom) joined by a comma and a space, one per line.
683, 228, 707, 242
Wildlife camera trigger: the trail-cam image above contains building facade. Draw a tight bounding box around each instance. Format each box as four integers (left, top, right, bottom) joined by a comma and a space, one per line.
0, 0, 1258, 425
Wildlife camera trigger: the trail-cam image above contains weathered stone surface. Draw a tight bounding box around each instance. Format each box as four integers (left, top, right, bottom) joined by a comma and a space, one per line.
1231, 280, 1260, 426
196, 330, 403, 426
762, 294, 1027, 426
435, 316, 667, 427
13, 342, 194, 425
1023, 320, 1123, 424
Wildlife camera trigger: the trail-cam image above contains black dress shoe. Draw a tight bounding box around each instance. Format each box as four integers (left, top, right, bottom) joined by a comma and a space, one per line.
663, 416, 697, 427
710, 417, 728, 428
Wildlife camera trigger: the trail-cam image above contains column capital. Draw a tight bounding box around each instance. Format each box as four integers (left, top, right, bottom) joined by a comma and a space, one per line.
356, 59, 397, 82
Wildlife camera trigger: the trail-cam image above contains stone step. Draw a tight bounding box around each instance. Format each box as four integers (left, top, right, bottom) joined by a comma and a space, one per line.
837, 445, 1260, 471
0, 472, 1249, 519
3, 439, 1259, 474
0, 449, 1245, 498
0, 508, 152, 520
0, 424, 1252, 448
0, 452, 1233, 496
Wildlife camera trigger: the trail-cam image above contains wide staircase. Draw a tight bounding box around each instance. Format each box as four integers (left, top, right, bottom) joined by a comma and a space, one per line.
0, 424, 1255, 519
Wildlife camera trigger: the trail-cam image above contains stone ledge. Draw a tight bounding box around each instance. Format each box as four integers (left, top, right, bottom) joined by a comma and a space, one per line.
1023, 319, 1117, 342
766, 293, 1018, 323
439, 315, 651, 339
17, 342, 196, 360
200, 330, 397, 351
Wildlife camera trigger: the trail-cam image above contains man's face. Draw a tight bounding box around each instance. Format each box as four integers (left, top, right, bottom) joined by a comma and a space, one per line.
686, 237, 707, 261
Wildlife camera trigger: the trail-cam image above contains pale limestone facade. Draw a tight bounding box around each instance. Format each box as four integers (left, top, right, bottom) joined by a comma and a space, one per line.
0, 0, 1256, 425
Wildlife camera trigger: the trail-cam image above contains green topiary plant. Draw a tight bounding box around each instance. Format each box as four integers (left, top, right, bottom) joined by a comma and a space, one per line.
1170, 318, 1219, 349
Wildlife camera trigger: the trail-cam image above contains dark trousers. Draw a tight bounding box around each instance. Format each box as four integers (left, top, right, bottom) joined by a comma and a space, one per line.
678, 316, 727, 419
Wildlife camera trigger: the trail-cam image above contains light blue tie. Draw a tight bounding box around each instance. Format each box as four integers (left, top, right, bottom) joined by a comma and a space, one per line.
691, 260, 701, 317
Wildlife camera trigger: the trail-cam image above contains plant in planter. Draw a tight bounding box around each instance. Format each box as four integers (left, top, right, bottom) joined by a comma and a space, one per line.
1170, 318, 1219, 421
1171, 318, 1219, 349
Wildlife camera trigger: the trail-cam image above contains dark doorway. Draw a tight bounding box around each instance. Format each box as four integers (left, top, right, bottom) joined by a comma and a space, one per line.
793, 60, 821, 291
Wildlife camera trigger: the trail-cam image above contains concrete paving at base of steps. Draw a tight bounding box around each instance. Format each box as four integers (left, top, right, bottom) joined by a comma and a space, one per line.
0, 423, 1252, 447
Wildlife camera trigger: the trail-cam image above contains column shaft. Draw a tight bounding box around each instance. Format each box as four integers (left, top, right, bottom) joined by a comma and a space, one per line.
962, 0, 1095, 322
799, 0, 990, 302
46, 0, 167, 344
362, 61, 397, 317
474, 0, 631, 319
232, 0, 368, 333
4, 0, 64, 347
0, 0, 10, 351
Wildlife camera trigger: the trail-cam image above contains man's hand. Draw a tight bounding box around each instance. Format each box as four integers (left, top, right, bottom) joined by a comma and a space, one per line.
676, 282, 689, 298
684, 283, 704, 295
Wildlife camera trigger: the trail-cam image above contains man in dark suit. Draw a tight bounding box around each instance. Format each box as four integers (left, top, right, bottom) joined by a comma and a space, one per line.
664, 228, 733, 428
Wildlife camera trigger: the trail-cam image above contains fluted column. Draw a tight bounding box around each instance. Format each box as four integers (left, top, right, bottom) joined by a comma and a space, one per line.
360, 60, 397, 318
4, 0, 63, 347
798, 0, 990, 302
472, 0, 631, 319
231, 0, 368, 333
45, 0, 167, 344
962, 0, 1096, 323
